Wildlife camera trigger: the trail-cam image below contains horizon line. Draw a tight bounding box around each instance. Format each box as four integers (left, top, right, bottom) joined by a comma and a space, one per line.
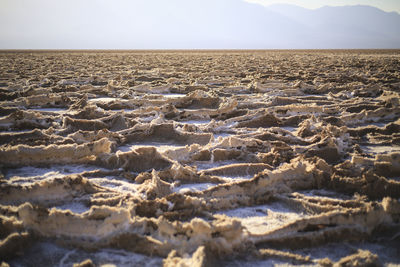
1, 48, 400, 53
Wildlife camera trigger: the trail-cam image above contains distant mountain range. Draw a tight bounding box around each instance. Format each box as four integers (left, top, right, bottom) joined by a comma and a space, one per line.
1, 0, 399, 49
265, 3, 400, 48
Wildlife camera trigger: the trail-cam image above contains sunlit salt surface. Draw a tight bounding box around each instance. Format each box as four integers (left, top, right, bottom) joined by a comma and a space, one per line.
192, 160, 246, 171
362, 145, 400, 154
216, 202, 306, 235
109, 109, 135, 113
0, 129, 33, 133
88, 97, 118, 103
220, 174, 254, 181
28, 108, 68, 114
117, 142, 186, 153
9, 242, 163, 267
5, 165, 103, 185
173, 182, 214, 193
90, 177, 141, 195
213, 132, 234, 139
161, 93, 186, 98
179, 120, 212, 125
54, 202, 89, 214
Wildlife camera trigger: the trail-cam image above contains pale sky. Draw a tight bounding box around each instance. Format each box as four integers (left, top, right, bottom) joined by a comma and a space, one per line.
0, 0, 399, 49
245, 0, 400, 13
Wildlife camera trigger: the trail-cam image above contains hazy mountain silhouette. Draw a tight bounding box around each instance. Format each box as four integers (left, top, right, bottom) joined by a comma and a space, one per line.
267, 4, 400, 48
0, 0, 399, 49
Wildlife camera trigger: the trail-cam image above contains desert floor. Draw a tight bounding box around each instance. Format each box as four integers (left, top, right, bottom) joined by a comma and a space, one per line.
1, 50, 400, 266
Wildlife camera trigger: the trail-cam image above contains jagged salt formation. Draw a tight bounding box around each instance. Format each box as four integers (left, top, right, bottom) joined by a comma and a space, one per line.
1, 50, 400, 266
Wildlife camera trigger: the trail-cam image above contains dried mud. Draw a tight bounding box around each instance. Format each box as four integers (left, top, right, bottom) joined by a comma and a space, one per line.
1, 50, 400, 266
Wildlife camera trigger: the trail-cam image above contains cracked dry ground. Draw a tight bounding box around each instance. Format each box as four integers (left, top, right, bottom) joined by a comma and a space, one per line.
0, 50, 400, 267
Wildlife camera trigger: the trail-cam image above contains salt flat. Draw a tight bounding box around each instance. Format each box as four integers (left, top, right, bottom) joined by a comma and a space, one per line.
1, 50, 400, 266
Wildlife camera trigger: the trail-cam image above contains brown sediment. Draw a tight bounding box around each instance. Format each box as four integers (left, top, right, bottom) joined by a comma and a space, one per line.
1, 50, 400, 266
